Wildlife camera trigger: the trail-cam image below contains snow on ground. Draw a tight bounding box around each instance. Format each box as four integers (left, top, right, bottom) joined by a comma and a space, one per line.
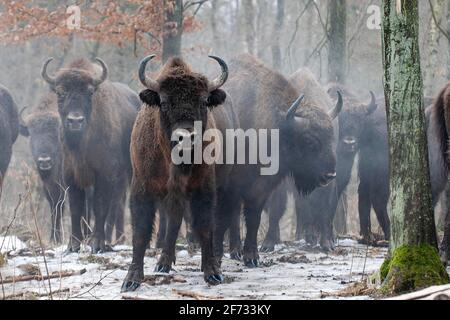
0, 238, 399, 300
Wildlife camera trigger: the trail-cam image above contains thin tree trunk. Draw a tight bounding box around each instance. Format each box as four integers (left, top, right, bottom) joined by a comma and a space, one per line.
448, 0, 450, 80
210, 0, 222, 54
162, 0, 183, 63
242, 0, 256, 55
256, 0, 268, 59
381, 0, 449, 294
328, 0, 347, 84
271, 0, 285, 70
424, 0, 445, 96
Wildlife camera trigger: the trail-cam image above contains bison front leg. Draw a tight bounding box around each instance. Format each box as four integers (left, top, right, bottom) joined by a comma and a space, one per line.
90, 177, 120, 253
261, 186, 287, 252
66, 182, 86, 253
243, 201, 264, 268
155, 207, 183, 273
191, 188, 223, 285
122, 196, 156, 292
45, 183, 64, 244
440, 189, 450, 266
155, 209, 167, 249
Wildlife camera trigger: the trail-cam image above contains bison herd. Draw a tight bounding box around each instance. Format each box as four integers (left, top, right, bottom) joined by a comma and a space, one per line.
0, 53, 449, 292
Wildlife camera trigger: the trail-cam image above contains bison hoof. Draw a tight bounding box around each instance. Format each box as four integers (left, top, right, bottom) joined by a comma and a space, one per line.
90, 238, 112, 254
205, 274, 224, 285
154, 264, 171, 273
260, 241, 276, 253
121, 266, 144, 292
64, 242, 81, 255
230, 249, 243, 261
244, 258, 259, 268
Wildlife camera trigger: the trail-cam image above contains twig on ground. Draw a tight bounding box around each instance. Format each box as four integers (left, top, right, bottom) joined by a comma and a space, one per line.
2, 269, 87, 285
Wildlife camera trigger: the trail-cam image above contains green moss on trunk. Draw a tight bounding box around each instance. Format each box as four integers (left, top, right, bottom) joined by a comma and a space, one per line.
381, 244, 449, 295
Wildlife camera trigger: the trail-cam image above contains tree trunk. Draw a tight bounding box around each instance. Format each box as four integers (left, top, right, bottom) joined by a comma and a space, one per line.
380, 0, 449, 295
162, 0, 183, 63
424, 0, 445, 96
271, 0, 285, 70
242, 0, 256, 55
328, 0, 347, 84
210, 0, 222, 54
256, 0, 268, 59
447, 0, 450, 80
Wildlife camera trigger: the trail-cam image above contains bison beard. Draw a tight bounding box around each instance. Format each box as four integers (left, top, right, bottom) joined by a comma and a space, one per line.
41, 58, 140, 253
0, 85, 19, 193
122, 55, 236, 291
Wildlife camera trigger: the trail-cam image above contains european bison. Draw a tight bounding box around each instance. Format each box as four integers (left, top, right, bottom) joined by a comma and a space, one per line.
327, 85, 389, 244
41, 58, 140, 253
214, 55, 341, 267
122, 55, 238, 291
0, 85, 19, 191
260, 69, 343, 252
425, 83, 450, 264
19, 93, 66, 243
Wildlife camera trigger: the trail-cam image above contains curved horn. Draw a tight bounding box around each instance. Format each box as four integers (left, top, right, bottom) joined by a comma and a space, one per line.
41, 58, 57, 86
328, 91, 343, 120
19, 107, 29, 137
286, 94, 305, 121
92, 58, 108, 87
367, 91, 378, 115
208, 55, 229, 92
138, 54, 160, 92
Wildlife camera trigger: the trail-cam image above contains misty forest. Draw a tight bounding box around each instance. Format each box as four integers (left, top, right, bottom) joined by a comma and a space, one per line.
0, 0, 450, 301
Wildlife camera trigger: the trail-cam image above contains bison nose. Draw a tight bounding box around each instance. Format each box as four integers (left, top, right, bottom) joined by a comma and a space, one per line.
37, 156, 53, 171
172, 129, 198, 151
343, 137, 357, 146
66, 114, 85, 131
319, 171, 337, 187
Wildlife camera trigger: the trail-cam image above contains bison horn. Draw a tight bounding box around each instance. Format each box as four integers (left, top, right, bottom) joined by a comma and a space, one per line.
367, 91, 378, 115
286, 95, 305, 121
139, 54, 160, 92
328, 91, 343, 120
92, 58, 108, 87
208, 55, 229, 92
42, 58, 57, 86
19, 107, 29, 137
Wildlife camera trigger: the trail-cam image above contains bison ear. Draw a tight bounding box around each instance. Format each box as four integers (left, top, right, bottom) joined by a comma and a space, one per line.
207, 89, 227, 108
139, 89, 161, 107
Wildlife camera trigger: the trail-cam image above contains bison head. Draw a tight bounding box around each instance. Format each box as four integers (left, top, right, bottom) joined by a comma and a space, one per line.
281, 93, 342, 192
329, 89, 377, 154
41, 58, 108, 149
19, 107, 62, 179
138, 55, 228, 153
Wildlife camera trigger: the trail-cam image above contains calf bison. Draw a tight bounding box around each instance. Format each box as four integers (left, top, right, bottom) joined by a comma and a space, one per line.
122, 55, 238, 291
214, 55, 341, 267
0, 85, 19, 191
41, 58, 140, 253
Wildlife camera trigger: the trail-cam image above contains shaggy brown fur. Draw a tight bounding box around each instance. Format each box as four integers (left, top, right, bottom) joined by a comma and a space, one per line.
122, 57, 238, 291
0, 84, 19, 189
46, 58, 140, 252
427, 83, 450, 264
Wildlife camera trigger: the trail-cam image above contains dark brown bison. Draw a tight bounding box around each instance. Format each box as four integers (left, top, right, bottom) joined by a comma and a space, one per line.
19, 94, 66, 243
41, 58, 140, 253
326, 85, 389, 244
0, 85, 19, 191
122, 55, 238, 291
426, 83, 450, 264
214, 55, 341, 267
260, 69, 343, 252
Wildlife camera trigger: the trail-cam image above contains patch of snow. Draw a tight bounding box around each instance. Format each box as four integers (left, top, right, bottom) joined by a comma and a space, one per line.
0, 236, 27, 254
